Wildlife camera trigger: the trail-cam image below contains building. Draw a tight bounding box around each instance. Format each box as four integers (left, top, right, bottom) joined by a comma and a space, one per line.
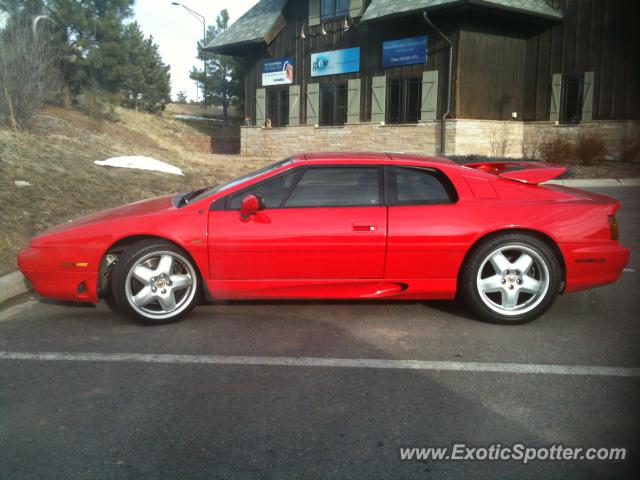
206, 0, 639, 159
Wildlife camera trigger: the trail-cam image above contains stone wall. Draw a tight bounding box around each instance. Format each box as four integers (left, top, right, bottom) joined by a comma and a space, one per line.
240, 119, 639, 160
240, 122, 440, 158
178, 123, 241, 154
445, 119, 524, 158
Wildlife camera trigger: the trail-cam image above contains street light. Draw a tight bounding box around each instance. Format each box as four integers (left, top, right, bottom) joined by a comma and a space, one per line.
172, 2, 207, 106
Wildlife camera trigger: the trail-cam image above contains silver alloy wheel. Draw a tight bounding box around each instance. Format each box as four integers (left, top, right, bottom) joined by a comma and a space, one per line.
476, 244, 550, 317
124, 250, 197, 320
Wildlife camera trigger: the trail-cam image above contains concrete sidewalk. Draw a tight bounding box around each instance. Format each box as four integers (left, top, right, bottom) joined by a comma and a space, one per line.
545, 178, 640, 187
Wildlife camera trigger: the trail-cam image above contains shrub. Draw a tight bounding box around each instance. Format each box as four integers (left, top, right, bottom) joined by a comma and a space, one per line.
521, 127, 552, 161
521, 139, 539, 161
539, 134, 576, 164
621, 131, 640, 163
76, 88, 121, 121
575, 132, 607, 165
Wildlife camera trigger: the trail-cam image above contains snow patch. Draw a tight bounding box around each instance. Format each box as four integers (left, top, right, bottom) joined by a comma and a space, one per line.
174, 114, 223, 123
94, 156, 183, 176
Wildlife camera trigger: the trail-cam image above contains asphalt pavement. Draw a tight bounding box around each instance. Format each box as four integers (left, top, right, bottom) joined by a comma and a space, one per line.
1, 187, 639, 479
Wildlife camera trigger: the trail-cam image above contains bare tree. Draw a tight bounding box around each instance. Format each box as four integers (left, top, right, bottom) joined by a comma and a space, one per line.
489, 126, 513, 159
0, 17, 59, 127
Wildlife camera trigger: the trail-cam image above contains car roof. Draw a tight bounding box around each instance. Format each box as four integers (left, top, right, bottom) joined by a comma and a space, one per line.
293, 152, 458, 166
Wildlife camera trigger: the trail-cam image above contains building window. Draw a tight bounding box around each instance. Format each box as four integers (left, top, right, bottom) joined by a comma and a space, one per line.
267, 88, 289, 127
321, 0, 349, 21
386, 77, 421, 124
560, 75, 584, 123
320, 84, 348, 126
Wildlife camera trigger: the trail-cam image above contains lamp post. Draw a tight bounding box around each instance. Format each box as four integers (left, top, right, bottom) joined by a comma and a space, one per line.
172, 2, 207, 106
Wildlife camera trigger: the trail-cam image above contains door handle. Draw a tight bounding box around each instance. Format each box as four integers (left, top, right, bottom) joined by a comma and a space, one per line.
352, 223, 376, 232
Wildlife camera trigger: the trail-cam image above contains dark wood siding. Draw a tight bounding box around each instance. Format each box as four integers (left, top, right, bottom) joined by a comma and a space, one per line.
240, 0, 638, 124
523, 0, 640, 120
456, 27, 526, 119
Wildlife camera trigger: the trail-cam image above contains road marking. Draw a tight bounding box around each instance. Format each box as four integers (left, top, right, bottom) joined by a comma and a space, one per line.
0, 351, 638, 378
623, 268, 635, 273
0, 300, 37, 323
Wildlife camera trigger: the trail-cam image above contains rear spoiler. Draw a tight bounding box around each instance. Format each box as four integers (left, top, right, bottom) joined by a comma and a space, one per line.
464, 161, 566, 185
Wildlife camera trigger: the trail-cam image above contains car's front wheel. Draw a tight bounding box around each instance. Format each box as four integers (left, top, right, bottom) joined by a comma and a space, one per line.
459, 233, 561, 324
110, 240, 200, 325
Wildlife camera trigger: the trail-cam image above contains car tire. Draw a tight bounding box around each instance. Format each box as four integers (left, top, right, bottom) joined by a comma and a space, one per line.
459, 233, 561, 325
110, 240, 201, 325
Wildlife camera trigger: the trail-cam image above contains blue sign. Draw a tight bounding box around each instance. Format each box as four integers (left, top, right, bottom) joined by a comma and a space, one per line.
383, 36, 427, 68
262, 57, 294, 86
311, 47, 360, 77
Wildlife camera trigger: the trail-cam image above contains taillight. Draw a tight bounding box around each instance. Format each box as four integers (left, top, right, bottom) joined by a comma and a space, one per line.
608, 215, 619, 240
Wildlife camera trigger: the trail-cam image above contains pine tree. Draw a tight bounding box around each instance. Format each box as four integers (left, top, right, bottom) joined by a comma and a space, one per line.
176, 90, 188, 104
117, 22, 171, 113
44, 0, 136, 96
189, 9, 244, 124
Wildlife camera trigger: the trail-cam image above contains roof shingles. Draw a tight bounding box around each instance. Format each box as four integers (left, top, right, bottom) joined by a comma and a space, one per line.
205, 0, 287, 52
207, 0, 562, 52
361, 0, 562, 22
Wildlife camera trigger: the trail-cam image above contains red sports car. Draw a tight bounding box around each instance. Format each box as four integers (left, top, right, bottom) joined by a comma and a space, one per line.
18, 153, 629, 325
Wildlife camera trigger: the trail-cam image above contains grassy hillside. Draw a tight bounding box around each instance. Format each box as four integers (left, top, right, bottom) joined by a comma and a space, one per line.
0, 106, 266, 276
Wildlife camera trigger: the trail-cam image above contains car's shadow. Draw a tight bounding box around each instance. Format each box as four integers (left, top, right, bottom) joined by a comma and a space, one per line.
37, 295, 485, 324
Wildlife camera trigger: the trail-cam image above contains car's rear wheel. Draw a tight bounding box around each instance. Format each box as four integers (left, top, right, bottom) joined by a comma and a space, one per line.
459, 233, 561, 324
110, 240, 200, 325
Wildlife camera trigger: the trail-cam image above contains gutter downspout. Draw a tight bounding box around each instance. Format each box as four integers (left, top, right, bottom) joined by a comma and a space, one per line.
422, 12, 452, 156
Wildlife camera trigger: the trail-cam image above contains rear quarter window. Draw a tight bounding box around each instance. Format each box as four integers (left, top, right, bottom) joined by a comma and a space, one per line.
386, 166, 457, 205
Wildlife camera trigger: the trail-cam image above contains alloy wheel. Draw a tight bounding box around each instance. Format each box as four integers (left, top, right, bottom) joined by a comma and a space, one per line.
124, 250, 197, 320
476, 244, 550, 316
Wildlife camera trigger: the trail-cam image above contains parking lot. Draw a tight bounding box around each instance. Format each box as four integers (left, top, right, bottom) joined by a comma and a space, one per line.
1, 187, 639, 479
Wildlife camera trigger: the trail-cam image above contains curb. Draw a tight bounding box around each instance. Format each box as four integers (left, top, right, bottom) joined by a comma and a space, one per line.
0, 271, 32, 304
545, 178, 640, 187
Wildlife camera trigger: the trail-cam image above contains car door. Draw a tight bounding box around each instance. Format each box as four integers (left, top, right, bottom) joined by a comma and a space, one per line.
208, 165, 387, 281
384, 166, 465, 283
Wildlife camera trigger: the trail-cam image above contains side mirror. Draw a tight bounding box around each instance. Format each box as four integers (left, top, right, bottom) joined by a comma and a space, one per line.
240, 194, 265, 219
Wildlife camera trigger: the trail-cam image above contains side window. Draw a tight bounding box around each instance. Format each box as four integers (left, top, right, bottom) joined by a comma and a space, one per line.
386, 166, 456, 205
285, 167, 380, 207
228, 169, 301, 209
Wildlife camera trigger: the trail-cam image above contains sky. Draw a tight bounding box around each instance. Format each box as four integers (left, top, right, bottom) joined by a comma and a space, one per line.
133, 0, 256, 102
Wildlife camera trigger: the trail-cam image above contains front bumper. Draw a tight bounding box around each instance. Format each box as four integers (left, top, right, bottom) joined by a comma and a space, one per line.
17, 246, 100, 303
562, 243, 631, 293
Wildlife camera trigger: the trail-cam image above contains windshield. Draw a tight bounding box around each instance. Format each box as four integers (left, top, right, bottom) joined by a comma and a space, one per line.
179, 158, 293, 206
